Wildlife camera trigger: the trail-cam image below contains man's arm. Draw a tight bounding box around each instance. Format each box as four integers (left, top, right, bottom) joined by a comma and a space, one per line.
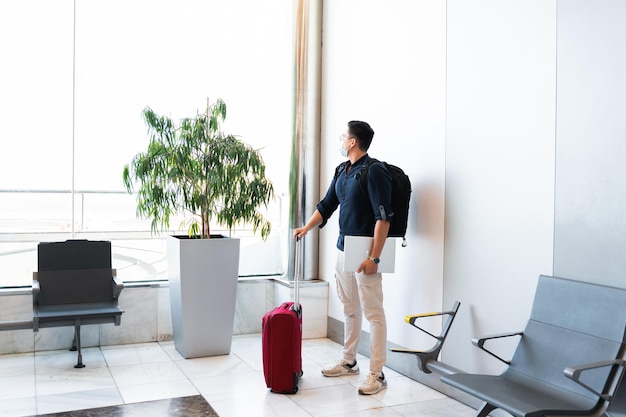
293, 210, 324, 240
357, 219, 390, 275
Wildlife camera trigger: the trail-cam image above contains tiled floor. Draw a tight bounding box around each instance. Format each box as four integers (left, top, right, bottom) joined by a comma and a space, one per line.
0, 335, 476, 417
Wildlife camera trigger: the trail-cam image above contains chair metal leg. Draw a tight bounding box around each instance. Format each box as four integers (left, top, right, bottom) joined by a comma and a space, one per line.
604, 374, 626, 417
475, 402, 497, 417
74, 324, 85, 368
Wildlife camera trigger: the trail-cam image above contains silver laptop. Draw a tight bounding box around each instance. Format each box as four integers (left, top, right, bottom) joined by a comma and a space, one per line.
343, 236, 397, 273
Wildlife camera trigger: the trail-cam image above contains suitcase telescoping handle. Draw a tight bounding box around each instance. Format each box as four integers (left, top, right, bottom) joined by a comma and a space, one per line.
292, 236, 302, 314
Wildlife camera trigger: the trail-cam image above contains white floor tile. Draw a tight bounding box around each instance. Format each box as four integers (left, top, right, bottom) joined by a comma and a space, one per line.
101, 342, 171, 367
36, 388, 123, 415
210, 392, 311, 417
192, 370, 268, 402
332, 407, 406, 417
36, 366, 116, 396
232, 350, 264, 371
231, 334, 263, 352
289, 383, 384, 417
109, 361, 188, 387
0, 374, 35, 400
0, 395, 37, 417
117, 379, 199, 404
231, 335, 265, 371
0, 352, 34, 377
302, 338, 344, 365
175, 353, 255, 379
391, 397, 477, 417
159, 340, 186, 361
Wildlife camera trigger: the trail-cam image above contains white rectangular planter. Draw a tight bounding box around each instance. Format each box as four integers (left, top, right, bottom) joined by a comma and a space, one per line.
168, 235, 240, 358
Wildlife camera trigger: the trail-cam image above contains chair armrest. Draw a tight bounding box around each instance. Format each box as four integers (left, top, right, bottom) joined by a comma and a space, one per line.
406, 310, 452, 321
405, 304, 460, 340
472, 331, 523, 365
112, 276, 124, 302
564, 359, 626, 400
32, 279, 40, 305
394, 302, 461, 374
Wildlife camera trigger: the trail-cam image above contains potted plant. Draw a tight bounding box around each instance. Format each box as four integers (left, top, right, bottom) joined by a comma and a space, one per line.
123, 98, 273, 358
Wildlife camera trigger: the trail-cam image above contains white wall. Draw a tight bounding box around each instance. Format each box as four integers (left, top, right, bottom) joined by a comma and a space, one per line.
321, 0, 447, 349
553, 0, 626, 288
443, 0, 557, 374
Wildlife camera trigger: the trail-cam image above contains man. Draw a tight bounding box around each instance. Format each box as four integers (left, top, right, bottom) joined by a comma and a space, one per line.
293, 120, 392, 395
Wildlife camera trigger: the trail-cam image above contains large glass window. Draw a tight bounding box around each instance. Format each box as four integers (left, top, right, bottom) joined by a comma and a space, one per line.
0, 0, 294, 287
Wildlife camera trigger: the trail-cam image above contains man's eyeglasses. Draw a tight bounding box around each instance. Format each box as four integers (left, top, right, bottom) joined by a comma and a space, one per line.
339, 134, 354, 142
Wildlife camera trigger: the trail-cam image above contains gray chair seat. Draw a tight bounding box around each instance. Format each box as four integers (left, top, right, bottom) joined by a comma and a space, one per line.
443, 371, 598, 417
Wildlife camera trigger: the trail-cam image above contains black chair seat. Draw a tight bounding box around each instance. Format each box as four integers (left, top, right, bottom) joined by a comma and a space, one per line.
35, 303, 123, 327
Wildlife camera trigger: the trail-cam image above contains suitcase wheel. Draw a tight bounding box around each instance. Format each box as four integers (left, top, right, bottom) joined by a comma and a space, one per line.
270, 386, 298, 394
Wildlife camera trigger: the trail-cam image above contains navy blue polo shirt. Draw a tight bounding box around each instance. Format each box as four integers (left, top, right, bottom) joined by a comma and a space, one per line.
316, 154, 393, 251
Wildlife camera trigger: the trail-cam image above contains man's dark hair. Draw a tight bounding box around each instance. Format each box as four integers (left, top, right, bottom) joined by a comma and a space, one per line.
348, 121, 374, 151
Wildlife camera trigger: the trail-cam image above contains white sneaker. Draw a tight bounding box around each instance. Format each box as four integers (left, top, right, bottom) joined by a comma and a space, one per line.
358, 371, 387, 395
321, 359, 359, 377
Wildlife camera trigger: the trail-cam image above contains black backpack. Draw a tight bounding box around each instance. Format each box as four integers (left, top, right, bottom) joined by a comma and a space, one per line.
335, 158, 411, 246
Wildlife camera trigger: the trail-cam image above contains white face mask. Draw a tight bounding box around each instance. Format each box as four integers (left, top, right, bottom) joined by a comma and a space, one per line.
340, 143, 348, 158
339, 134, 351, 158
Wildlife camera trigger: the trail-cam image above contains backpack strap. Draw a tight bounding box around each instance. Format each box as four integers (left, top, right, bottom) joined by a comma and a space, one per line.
335, 158, 378, 197
356, 157, 380, 196
334, 161, 349, 181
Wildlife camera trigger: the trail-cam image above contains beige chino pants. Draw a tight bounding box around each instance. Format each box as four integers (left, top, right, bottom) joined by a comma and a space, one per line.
335, 250, 387, 373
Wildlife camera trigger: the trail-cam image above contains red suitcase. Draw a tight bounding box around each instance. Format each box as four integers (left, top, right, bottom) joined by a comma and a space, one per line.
262, 238, 303, 393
